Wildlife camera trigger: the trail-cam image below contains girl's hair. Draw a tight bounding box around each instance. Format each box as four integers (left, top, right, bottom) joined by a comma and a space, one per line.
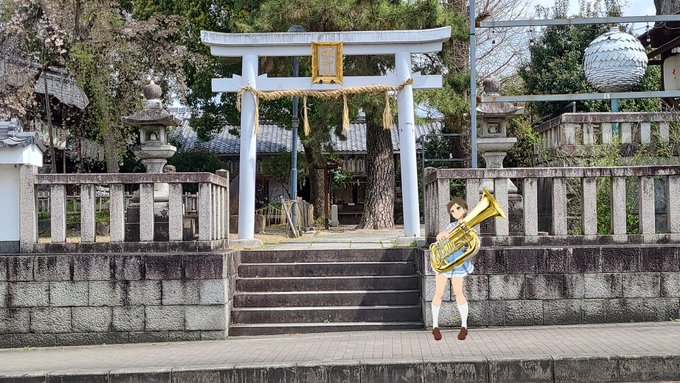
447, 197, 468, 212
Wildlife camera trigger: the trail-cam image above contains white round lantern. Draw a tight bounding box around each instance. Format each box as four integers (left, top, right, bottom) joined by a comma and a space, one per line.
583, 26, 648, 92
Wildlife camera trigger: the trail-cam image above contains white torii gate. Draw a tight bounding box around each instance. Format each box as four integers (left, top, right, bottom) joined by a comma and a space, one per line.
201, 27, 451, 243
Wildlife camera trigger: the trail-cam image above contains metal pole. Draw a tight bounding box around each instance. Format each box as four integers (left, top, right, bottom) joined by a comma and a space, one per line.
481, 90, 680, 102
470, 0, 478, 168
611, 98, 620, 136
325, 168, 329, 230
288, 25, 304, 228
479, 14, 680, 28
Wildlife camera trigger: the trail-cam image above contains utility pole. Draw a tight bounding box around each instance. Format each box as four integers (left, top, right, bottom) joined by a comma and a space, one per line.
288, 25, 304, 228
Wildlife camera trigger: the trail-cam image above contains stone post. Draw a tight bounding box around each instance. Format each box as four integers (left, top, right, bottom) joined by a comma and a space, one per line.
0, 119, 44, 253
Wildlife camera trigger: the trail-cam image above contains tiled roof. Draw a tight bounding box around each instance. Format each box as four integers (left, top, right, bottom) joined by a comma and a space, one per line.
169, 120, 443, 155
0, 119, 45, 150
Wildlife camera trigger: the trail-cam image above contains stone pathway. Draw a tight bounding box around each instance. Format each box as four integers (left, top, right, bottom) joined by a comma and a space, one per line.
1, 322, 679, 380
258, 225, 417, 250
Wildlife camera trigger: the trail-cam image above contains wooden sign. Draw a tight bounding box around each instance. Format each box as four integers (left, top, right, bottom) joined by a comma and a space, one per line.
311, 42, 343, 84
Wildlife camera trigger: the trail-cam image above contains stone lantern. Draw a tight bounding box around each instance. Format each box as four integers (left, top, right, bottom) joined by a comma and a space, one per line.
122, 81, 180, 240
123, 81, 179, 185
477, 78, 524, 234
477, 78, 523, 193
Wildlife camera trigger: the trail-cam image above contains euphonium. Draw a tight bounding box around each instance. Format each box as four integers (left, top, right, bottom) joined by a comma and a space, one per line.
429, 188, 507, 273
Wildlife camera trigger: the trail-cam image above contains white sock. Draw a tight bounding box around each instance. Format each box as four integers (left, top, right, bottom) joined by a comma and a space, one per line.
431, 303, 440, 328
458, 302, 469, 328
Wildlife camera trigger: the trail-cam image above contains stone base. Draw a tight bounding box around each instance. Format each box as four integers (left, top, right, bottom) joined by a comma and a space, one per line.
0, 251, 239, 349
231, 239, 263, 248
394, 236, 424, 248
0, 240, 19, 253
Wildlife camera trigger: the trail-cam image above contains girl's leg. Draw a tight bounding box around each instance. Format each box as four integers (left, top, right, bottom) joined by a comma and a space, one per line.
451, 277, 469, 339
451, 277, 466, 305
431, 273, 448, 328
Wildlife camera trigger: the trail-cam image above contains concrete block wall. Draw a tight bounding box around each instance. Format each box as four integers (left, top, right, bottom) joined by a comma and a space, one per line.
0, 251, 239, 348
419, 245, 680, 328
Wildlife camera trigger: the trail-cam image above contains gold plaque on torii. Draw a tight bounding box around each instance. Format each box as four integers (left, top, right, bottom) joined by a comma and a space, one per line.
311, 41, 343, 84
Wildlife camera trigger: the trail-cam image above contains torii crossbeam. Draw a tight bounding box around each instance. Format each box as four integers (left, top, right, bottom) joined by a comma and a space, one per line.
201, 27, 451, 243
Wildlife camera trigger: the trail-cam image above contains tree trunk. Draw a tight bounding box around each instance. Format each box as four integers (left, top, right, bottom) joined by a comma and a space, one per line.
357, 116, 395, 229
656, 0, 680, 14
303, 143, 326, 224
42, 67, 57, 174
104, 128, 120, 173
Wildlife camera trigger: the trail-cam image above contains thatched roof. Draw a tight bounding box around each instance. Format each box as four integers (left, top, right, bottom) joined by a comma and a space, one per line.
0, 58, 89, 110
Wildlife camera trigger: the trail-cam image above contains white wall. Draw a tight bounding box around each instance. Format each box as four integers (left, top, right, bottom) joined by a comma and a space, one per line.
0, 165, 20, 241
0, 145, 43, 166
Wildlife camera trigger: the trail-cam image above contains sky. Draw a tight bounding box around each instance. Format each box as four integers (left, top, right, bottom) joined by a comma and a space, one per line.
531, 0, 658, 35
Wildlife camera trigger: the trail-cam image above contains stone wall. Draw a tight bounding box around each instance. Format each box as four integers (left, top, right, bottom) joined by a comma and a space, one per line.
0, 251, 239, 348
419, 245, 680, 327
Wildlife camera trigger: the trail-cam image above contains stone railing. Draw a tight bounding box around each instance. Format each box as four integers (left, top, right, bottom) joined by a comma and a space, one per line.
424, 166, 680, 246
21, 171, 229, 253
536, 112, 680, 163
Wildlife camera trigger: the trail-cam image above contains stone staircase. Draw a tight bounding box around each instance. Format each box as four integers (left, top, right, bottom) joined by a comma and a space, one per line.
230, 248, 422, 336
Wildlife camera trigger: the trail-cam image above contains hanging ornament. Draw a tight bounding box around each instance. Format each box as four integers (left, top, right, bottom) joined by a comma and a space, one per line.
583, 26, 648, 92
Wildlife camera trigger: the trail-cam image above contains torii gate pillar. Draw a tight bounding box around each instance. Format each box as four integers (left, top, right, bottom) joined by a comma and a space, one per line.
238, 55, 259, 241
395, 52, 420, 238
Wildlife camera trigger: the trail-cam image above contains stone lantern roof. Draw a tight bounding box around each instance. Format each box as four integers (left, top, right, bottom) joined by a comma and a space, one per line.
122, 81, 181, 127
476, 78, 524, 118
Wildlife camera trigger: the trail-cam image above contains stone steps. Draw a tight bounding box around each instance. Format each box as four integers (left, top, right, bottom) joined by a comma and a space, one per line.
231, 305, 422, 323
231, 248, 422, 335
234, 290, 421, 307
236, 275, 419, 292
228, 321, 423, 336
240, 248, 415, 263
238, 261, 414, 277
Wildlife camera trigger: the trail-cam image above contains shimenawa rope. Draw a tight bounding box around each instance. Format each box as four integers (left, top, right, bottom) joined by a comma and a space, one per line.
235, 78, 413, 134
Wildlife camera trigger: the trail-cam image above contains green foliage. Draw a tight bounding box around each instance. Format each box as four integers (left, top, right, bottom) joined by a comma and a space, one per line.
505, 116, 543, 168
1, 1, 196, 171
167, 150, 227, 173
131, 0, 265, 140
260, 150, 308, 193
330, 167, 354, 188
119, 149, 146, 173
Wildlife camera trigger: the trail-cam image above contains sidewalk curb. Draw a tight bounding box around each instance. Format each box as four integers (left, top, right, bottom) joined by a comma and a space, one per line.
2, 354, 678, 382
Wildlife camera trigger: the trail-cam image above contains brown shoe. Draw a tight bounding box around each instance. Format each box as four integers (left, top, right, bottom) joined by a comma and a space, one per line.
432, 327, 442, 341
457, 327, 468, 340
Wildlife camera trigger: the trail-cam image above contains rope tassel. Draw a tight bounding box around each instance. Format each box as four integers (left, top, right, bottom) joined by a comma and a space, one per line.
342, 95, 350, 133
382, 92, 393, 130
303, 96, 311, 136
